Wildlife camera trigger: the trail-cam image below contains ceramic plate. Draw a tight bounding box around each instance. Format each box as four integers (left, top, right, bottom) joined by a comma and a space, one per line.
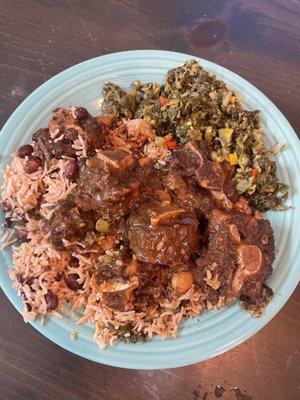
1, 50, 300, 369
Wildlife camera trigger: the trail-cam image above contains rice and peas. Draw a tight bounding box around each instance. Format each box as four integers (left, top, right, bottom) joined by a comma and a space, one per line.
0, 61, 287, 348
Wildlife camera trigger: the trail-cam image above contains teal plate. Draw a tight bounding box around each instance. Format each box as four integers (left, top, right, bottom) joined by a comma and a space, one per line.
1, 50, 300, 369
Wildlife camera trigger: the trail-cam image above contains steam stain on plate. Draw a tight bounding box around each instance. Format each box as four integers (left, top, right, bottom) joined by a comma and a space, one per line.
189, 20, 227, 48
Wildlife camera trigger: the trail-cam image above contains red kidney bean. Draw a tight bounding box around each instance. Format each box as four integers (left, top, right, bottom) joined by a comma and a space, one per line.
65, 273, 83, 291
74, 107, 88, 120
17, 144, 34, 158
44, 291, 59, 310
23, 155, 42, 174
26, 277, 35, 287
1, 202, 11, 212
69, 256, 79, 268
16, 273, 24, 283
54, 274, 62, 282
64, 159, 77, 180
3, 217, 12, 228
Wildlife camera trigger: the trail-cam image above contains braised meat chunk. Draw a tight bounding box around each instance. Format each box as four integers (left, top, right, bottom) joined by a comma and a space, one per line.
97, 246, 133, 284
99, 271, 140, 311
163, 170, 215, 218
32, 128, 55, 160
32, 107, 106, 161
41, 198, 95, 249
174, 141, 238, 204
127, 202, 200, 266
79, 113, 106, 154
133, 263, 172, 310
74, 149, 140, 221
96, 248, 139, 311
228, 211, 274, 308
108, 118, 155, 150
101, 285, 135, 311
193, 209, 274, 309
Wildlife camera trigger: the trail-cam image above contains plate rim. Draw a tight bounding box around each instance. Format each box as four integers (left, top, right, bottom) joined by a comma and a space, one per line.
1, 49, 300, 369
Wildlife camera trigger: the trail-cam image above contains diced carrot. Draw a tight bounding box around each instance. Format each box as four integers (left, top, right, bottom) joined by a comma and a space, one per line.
250, 168, 259, 178
159, 96, 170, 106
98, 235, 116, 251
96, 115, 113, 127
166, 140, 177, 150
164, 133, 173, 142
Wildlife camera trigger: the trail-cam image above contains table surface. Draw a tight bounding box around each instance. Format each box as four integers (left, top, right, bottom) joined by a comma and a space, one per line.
0, 1, 299, 399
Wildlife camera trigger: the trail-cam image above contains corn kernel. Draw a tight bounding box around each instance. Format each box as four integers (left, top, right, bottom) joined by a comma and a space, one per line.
228, 152, 239, 165
219, 128, 233, 139
192, 130, 202, 141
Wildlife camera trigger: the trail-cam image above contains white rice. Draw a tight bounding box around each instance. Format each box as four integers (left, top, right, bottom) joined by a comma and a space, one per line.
72, 135, 87, 158
1, 155, 44, 216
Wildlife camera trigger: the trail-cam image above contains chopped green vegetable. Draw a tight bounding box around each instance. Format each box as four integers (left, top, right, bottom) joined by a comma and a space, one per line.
102, 82, 136, 121
82, 231, 96, 247
102, 60, 288, 211
108, 323, 147, 344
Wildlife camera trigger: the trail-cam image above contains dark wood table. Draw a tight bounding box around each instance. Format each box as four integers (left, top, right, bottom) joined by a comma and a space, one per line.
1, 1, 299, 399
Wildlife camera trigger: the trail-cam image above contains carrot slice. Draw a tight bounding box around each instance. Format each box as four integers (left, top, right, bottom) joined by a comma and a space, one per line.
164, 133, 173, 142
166, 140, 177, 150
250, 168, 259, 178
96, 115, 113, 127
159, 96, 170, 106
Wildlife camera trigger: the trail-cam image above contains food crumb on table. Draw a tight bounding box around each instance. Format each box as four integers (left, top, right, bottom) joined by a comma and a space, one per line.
214, 385, 225, 398
192, 385, 201, 399
231, 388, 253, 400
